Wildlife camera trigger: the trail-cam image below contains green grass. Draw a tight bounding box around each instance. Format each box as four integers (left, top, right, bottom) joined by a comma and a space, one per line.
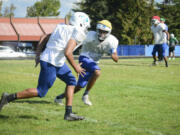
0, 58, 180, 135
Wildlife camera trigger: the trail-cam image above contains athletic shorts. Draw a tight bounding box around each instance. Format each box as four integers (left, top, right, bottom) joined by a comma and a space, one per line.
37, 60, 76, 97
162, 43, 167, 57
152, 44, 166, 57
169, 46, 175, 52
77, 56, 100, 88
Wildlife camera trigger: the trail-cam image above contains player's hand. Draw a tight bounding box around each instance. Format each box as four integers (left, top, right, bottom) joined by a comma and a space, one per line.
35, 56, 40, 67
75, 63, 86, 77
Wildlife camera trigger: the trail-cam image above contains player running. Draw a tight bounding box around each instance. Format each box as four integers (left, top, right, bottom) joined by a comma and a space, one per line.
0, 12, 90, 121
151, 16, 169, 67
54, 20, 119, 106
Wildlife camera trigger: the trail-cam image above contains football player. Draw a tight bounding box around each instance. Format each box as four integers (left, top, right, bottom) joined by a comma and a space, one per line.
0, 12, 91, 121
151, 16, 169, 67
169, 33, 179, 60
54, 20, 119, 106
158, 17, 169, 61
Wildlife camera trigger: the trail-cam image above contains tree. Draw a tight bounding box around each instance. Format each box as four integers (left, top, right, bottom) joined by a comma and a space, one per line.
74, 0, 156, 45
3, 4, 16, 17
157, 0, 180, 41
26, 0, 60, 17
0, 0, 2, 16
0, 1, 16, 17
74, 0, 109, 29
114, 0, 156, 44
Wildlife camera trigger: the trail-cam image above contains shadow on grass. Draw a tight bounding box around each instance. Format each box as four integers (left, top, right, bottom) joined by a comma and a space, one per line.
0, 114, 9, 119
18, 115, 39, 120
13, 100, 51, 104
0, 114, 50, 121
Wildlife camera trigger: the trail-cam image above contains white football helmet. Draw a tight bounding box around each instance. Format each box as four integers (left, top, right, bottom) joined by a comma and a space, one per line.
96, 20, 112, 40
69, 12, 91, 33
170, 33, 174, 38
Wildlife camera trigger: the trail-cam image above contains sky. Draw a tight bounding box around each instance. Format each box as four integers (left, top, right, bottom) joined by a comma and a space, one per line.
1, 0, 164, 18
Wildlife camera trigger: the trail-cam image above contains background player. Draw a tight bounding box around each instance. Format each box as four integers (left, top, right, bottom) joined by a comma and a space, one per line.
169, 33, 179, 60
151, 16, 169, 67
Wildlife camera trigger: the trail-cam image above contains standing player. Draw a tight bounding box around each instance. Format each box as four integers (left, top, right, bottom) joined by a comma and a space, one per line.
169, 33, 179, 60
0, 12, 91, 121
54, 20, 119, 106
151, 16, 169, 67
158, 18, 169, 61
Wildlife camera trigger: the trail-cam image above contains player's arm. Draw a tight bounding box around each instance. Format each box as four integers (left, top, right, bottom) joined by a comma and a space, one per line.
35, 34, 51, 67
111, 51, 118, 63
65, 39, 86, 77
151, 33, 154, 44
175, 38, 179, 44
163, 30, 169, 40
150, 27, 154, 44
109, 36, 119, 63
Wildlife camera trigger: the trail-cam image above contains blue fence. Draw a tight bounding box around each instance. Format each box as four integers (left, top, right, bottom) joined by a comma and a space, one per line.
117, 45, 180, 56
117, 45, 145, 56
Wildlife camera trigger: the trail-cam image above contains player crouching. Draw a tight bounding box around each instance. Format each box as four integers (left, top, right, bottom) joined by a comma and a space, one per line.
54, 20, 119, 106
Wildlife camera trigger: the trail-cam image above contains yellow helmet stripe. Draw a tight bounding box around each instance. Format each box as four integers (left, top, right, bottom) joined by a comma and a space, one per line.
98, 20, 112, 30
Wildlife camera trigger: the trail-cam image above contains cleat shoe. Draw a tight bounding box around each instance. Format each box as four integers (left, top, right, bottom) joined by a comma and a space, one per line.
64, 113, 84, 121
165, 63, 168, 67
152, 61, 158, 66
0, 93, 9, 111
82, 95, 92, 106
152, 62, 156, 66
54, 97, 64, 105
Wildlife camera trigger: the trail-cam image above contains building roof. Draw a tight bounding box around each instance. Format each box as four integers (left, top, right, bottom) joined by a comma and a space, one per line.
39, 18, 65, 34
12, 18, 44, 41
0, 17, 65, 42
0, 18, 18, 41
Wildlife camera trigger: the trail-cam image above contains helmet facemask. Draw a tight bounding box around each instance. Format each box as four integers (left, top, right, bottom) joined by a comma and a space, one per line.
151, 16, 160, 26
96, 23, 111, 41
151, 19, 160, 25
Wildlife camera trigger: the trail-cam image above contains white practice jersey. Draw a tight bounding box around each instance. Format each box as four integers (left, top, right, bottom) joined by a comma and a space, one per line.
162, 23, 168, 43
80, 31, 119, 62
151, 23, 167, 44
40, 24, 86, 67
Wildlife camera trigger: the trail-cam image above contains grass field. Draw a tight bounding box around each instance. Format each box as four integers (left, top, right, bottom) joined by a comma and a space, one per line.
0, 58, 180, 135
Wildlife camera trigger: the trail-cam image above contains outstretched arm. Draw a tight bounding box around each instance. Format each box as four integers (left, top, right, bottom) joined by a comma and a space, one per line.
111, 52, 118, 63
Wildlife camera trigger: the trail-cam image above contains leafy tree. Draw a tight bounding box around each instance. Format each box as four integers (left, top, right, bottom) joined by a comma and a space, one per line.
163, 0, 174, 4
157, 0, 180, 41
74, 0, 156, 45
74, 0, 109, 29
26, 0, 60, 17
3, 4, 16, 17
0, 1, 16, 17
114, 0, 156, 44
0, 0, 2, 16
